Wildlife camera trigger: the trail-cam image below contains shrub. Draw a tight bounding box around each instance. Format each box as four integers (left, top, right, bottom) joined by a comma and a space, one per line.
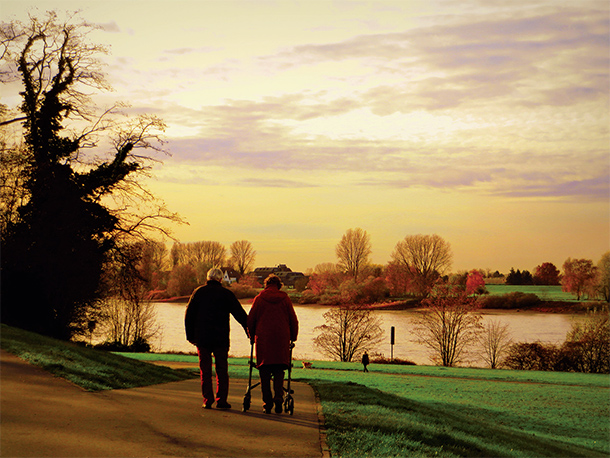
478, 292, 541, 309
561, 312, 609, 373
95, 338, 151, 353
294, 276, 309, 292
505, 342, 559, 371
370, 355, 416, 365
339, 277, 389, 305
228, 283, 258, 299
297, 290, 320, 304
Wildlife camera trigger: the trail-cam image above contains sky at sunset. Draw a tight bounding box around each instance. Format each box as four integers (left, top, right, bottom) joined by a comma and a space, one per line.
3, 0, 609, 274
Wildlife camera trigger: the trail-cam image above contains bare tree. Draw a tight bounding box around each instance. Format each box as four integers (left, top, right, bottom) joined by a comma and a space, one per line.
311, 262, 341, 274
97, 242, 161, 349
314, 305, 384, 362
230, 240, 256, 275
198, 241, 226, 268
412, 285, 482, 367
170, 241, 226, 269
335, 228, 372, 282
479, 319, 512, 369
391, 234, 453, 297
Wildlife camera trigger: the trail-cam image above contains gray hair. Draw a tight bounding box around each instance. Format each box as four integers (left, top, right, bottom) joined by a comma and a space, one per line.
207, 268, 224, 282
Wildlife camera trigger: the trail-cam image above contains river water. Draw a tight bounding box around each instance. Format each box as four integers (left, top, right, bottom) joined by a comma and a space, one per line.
150, 301, 584, 366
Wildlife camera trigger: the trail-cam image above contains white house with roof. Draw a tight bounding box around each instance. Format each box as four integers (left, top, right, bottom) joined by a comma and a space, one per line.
222, 268, 240, 284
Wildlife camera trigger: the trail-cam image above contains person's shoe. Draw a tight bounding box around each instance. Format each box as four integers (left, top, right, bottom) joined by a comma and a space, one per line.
216, 401, 232, 409
202, 403, 213, 409
263, 404, 272, 414
275, 401, 283, 414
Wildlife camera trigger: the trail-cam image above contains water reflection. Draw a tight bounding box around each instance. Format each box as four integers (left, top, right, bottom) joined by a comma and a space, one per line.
151, 302, 583, 366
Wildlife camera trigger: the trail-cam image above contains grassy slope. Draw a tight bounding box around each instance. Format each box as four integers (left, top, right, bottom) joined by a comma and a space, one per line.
0, 324, 196, 390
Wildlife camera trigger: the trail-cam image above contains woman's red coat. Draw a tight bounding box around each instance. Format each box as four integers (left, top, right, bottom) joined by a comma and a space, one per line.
247, 286, 299, 368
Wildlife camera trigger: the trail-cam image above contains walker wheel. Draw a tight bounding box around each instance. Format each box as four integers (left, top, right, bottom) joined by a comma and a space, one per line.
284, 396, 294, 415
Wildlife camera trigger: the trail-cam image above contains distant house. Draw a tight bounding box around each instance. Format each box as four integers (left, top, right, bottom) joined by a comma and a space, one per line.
221, 267, 240, 284
253, 264, 306, 287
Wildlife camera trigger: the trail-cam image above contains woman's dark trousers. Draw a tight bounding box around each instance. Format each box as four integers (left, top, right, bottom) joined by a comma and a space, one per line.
258, 364, 285, 411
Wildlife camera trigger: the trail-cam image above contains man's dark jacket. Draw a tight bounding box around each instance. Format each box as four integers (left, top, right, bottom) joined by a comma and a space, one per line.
184, 280, 248, 348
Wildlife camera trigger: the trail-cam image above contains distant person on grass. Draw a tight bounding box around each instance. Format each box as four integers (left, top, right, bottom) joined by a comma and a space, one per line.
362, 352, 370, 372
248, 274, 299, 414
185, 268, 249, 409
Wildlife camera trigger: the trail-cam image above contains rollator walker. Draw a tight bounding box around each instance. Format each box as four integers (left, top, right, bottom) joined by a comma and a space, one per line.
242, 341, 295, 415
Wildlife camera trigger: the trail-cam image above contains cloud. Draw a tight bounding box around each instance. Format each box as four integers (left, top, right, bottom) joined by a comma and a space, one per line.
496, 173, 610, 201
239, 178, 319, 188
256, 6, 608, 113
163, 47, 220, 56
97, 21, 121, 33
106, 2, 606, 205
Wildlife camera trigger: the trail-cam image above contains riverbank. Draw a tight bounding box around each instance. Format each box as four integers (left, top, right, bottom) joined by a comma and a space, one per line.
370, 299, 601, 313
156, 294, 600, 314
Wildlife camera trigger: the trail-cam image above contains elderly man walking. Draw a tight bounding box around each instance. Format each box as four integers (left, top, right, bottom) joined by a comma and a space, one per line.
185, 268, 249, 409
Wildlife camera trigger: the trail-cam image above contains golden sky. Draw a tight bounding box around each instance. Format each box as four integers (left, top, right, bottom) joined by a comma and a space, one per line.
3, 0, 609, 273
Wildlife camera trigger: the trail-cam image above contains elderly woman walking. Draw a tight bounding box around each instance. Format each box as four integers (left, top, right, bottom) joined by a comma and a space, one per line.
247, 274, 299, 414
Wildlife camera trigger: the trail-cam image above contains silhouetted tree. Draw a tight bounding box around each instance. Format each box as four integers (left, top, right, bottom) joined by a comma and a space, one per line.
506, 268, 534, 285
1, 12, 179, 339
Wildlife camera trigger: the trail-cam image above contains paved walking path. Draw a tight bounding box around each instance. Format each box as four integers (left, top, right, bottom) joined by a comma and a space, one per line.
0, 350, 325, 457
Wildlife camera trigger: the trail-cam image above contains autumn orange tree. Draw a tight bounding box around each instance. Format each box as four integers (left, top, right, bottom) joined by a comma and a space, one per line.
466, 269, 487, 295
561, 258, 597, 300
533, 262, 561, 285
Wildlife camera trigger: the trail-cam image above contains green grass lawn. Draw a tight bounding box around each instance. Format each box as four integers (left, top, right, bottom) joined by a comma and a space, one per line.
297, 367, 608, 457
127, 353, 610, 457
2, 324, 608, 457
484, 284, 577, 302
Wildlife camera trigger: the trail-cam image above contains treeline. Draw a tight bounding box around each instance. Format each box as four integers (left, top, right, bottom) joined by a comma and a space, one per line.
124, 240, 258, 300
130, 231, 609, 305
